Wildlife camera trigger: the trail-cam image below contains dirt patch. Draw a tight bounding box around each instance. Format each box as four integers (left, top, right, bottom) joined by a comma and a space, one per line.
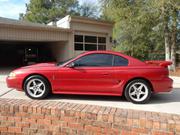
170, 68, 180, 77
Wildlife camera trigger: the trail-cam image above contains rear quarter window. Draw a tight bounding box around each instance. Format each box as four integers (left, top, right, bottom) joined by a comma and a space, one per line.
113, 55, 128, 66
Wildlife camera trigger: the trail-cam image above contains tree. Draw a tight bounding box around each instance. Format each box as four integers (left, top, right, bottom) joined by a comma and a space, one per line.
20, 0, 80, 24
150, 0, 180, 71
101, 0, 180, 71
101, 0, 164, 60
20, 0, 100, 24
78, 1, 99, 18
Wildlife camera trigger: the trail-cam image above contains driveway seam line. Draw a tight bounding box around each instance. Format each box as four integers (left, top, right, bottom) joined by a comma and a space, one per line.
0, 89, 14, 97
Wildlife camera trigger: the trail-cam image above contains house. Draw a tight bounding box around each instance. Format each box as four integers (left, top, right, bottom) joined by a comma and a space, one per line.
0, 15, 113, 67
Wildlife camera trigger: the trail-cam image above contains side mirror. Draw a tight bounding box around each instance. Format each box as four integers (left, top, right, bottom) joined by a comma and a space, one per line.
67, 62, 76, 68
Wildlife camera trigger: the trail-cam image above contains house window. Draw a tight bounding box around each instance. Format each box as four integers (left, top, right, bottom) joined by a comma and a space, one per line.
75, 35, 83, 42
75, 43, 83, 51
98, 45, 106, 50
85, 44, 97, 51
85, 36, 97, 43
98, 37, 106, 50
98, 37, 106, 43
74, 35, 106, 51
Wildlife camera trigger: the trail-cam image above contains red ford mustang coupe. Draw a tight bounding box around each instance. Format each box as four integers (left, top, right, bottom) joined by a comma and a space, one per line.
6, 51, 173, 104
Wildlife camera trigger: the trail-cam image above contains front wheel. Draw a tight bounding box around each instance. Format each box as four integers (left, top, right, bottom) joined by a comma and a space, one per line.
124, 79, 152, 104
24, 75, 51, 99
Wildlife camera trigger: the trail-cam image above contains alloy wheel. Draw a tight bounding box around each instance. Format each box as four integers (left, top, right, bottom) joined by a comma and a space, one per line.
26, 78, 46, 98
128, 82, 149, 102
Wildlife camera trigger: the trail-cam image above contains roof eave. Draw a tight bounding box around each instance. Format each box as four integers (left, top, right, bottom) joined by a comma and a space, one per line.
70, 16, 114, 27
0, 23, 72, 32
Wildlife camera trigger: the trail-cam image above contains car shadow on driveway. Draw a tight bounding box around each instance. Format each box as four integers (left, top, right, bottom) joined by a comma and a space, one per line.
46, 88, 180, 104
149, 88, 180, 104
48, 93, 127, 102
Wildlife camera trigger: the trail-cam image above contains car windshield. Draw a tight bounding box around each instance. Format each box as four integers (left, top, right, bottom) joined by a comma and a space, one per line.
56, 56, 76, 66
57, 52, 86, 66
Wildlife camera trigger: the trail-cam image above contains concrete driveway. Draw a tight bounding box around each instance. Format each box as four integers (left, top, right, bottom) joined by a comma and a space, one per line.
0, 74, 180, 115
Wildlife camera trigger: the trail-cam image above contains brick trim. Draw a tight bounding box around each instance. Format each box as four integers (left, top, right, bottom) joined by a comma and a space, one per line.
0, 98, 179, 134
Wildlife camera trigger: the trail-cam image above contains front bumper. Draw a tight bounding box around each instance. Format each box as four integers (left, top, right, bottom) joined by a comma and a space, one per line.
6, 76, 23, 90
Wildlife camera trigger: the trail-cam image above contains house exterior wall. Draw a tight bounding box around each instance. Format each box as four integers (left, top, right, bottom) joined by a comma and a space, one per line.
71, 21, 113, 35
56, 15, 71, 29
49, 42, 67, 62
0, 25, 70, 42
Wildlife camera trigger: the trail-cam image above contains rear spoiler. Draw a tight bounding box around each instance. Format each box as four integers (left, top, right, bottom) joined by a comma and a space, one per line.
145, 61, 172, 68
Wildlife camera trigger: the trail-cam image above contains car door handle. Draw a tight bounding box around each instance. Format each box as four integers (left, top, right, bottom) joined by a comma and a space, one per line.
102, 73, 110, 76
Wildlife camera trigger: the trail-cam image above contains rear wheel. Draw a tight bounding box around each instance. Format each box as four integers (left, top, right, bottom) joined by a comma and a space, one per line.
124, 79, 152, 104
24, 75, 51, 99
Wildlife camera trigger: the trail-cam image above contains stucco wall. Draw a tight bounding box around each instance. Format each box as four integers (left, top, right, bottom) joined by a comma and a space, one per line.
50, 41, 71, 62
71, 22, 112, 34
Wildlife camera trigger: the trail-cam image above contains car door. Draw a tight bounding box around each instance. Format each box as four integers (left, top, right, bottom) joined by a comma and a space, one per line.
56, 53, 119, 94
112, 55, 129, 94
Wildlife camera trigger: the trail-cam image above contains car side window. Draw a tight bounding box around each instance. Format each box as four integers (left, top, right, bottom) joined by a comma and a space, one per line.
74, 54, 113, 67
113, 55, 128, 66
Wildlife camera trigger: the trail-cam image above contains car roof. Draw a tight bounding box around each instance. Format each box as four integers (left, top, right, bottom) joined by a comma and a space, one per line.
81, 50, 123, 55
80, 50, 130, 59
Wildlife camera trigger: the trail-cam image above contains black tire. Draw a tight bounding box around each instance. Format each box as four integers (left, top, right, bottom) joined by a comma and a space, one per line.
124, 79, 152, 104
24, 75, 51, 99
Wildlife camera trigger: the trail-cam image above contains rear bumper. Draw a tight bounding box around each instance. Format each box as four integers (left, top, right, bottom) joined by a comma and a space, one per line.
152, 77, 173, 93
6, 77, 23, 90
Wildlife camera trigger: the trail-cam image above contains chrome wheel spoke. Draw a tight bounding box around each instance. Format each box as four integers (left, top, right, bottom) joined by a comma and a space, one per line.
32, 80, 37, 86
136, 94, 140, 100
130, 90, 136, 96
34, 90, 38, 95
132, 85, 137, 90
38, 82, 43, 87
38, 88, 43, 93
140, 91, 146, 95
31, 89, 36, 94
137, 85, 143, 91
29, 87, 34, 90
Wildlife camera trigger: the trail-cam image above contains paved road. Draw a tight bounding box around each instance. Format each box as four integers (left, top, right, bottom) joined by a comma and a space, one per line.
0, 75, 180, 114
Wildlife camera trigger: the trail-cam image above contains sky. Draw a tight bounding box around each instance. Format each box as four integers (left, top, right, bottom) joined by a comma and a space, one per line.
0, 0, 98, 20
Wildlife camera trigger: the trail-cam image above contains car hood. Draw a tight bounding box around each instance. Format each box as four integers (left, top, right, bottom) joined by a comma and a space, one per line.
21, 62, 57, 69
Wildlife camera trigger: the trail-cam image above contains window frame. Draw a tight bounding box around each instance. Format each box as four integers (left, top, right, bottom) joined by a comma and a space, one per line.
75, 43, 84, 51
98, 37, 106, 44
85, 36, 97, 43
71, 53, 128, 68
112, 55, 129, 67
73, 53, 113, 67
74, 35, 107, 51
75, 35, 83, 42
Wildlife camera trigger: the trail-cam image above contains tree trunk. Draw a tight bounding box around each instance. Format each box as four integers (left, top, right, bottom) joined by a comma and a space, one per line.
163, 6, 171, 61
170, 10, 178, 72
164, 24, 171, 61
171, 38, 176, 71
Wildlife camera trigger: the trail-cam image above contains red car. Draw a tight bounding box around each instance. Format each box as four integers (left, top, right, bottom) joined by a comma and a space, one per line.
6, 51, 173, 104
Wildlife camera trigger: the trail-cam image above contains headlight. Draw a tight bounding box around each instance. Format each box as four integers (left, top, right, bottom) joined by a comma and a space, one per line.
8, 72, 16, 78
